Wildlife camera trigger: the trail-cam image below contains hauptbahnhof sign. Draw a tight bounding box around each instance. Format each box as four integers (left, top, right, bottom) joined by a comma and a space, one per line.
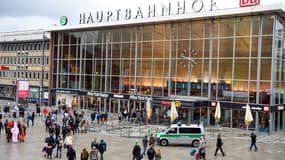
79, 0, 218, 24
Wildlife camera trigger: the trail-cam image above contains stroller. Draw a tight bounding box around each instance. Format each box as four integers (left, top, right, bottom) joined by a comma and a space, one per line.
89, 147, 98, 160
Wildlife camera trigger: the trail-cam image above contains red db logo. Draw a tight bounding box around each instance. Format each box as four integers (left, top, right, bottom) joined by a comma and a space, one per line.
240, 0, 260, 7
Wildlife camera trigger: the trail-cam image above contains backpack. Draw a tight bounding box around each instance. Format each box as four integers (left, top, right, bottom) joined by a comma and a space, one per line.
46, 119, 51, 125
58, 140, 64, 147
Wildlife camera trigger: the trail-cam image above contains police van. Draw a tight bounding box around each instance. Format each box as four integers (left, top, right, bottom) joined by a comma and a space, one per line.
156, 124, 204, 147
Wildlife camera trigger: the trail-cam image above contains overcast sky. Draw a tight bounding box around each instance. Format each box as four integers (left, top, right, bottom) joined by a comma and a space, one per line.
0, 0, 283, 32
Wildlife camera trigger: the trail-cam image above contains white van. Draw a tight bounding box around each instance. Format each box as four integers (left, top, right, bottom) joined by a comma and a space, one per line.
156, 124, 204, 147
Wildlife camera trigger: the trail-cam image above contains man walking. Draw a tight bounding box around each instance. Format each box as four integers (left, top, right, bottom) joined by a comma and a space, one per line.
249, 132, 257, 152
142, 135, 148, 156
132, 140, 142, 160
214, 134, 225, 156
147, 145, 156, 160
98, 139, 107, 160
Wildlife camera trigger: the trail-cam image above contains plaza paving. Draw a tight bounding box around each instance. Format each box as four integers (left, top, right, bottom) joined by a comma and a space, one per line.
0, 103, 285, 159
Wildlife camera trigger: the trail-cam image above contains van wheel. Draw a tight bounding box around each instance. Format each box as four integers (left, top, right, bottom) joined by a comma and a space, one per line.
192, 140, 199, 147
160, 139, 168, 146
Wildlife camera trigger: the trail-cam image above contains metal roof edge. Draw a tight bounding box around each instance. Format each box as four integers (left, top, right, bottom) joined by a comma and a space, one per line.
48, 3, 285, 32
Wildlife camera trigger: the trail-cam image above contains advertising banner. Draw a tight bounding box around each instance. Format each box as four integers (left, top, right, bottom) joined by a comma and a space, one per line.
18, 81, 29, 98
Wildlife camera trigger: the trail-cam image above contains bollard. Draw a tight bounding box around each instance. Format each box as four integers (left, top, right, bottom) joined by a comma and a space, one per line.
139, 126, 142, 137
128, 127, 131, 137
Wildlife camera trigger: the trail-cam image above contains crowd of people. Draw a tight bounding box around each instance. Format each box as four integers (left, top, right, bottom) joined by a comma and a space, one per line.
132, 133, 161, 160
0, 102, 261, 160
41, 107, 107, 160
1, 107, 35, 144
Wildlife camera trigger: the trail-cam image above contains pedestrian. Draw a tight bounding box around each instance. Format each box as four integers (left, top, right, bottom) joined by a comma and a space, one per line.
214, 134, 225, 156
26, 112, 31, 127
19, 123, 26, 142
11, 123, 19, 143
55, 135, 64, 158
147, 145, 156, 160
80, 148, 89, 160
12, 105, 18, 118
132, 140, 142, 160
45, 116, 52, 132
66, 145, 76, 160
31, 111, 35, 126
98, 139, 107, 160
64, 133, 73, 150
0, 120, 4, 134
249, 132, 258, 152
198, 136, 206, 160
42, 142, 48, 158
47, 134, 55, 159
43, 107, 48, 118
149, 133, 155, 147
5, 120, 12, 143
91, 137, 99, 149
55, 123, 61, 140
142, 135, 149, 156
154, 147, 161, 160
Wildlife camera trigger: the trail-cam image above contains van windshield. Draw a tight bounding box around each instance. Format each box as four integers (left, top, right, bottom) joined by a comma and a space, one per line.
167, 127, 177, 134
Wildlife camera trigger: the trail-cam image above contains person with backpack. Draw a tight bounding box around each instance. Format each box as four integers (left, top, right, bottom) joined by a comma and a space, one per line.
147, 145, 156, 160
55, 135, 64, 158
98, 139, 107, 160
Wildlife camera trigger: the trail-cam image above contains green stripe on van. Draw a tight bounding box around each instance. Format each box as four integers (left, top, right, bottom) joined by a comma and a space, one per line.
159, 134, 204, 138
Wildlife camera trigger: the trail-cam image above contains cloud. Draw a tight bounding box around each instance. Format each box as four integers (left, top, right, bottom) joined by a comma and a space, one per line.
0, 16, 57, 32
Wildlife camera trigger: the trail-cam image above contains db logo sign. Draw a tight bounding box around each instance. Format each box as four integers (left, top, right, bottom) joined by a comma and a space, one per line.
240, 0, 260, 7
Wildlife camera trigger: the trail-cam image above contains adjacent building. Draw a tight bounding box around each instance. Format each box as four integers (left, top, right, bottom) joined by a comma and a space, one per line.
0, 30, 50, 106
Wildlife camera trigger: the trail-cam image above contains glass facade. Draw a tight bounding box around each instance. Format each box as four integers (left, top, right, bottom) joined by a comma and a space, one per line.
51, 14, 285, 130
52, 14, 285, 103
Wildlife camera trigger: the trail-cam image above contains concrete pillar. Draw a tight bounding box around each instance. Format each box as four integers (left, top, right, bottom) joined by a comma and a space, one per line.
255, 112, 259, 131
207, 106, 210, 127
283, 110, 285, 130
188, 108, 192, 124
277, 111, 281, 131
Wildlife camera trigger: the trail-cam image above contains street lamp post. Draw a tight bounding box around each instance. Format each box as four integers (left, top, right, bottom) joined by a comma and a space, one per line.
39, 32, 46, 107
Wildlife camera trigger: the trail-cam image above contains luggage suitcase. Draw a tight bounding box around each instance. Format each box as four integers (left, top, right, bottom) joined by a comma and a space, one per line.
190, 149, 196, 156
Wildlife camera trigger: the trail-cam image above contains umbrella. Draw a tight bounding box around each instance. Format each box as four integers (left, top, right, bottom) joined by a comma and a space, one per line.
146, 98, 152, 123
170, 101, 178, 123
215, 101, 221, 123
244, 104, 254, 126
